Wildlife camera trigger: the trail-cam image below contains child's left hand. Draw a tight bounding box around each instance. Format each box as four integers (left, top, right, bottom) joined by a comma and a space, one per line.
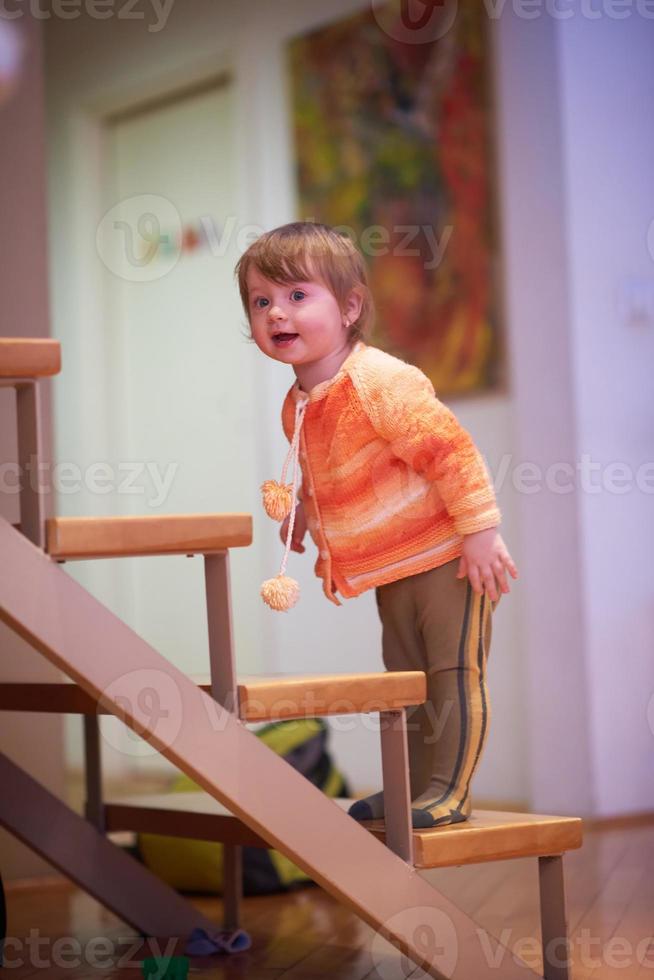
456, 527, 518, 602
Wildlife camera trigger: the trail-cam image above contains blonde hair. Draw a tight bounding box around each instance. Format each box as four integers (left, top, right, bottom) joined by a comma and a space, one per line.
235, 222, 374, 344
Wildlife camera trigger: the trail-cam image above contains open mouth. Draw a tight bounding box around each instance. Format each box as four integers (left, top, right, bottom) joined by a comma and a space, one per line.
272, 332, 299, 347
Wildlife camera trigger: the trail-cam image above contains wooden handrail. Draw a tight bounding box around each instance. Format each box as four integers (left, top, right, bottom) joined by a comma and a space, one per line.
238, 672, 426, 721
46, 514, 253, 559
0, 338, 61, 378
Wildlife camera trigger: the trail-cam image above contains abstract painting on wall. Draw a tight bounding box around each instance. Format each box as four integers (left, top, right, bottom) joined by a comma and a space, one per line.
287, 2, 504, 397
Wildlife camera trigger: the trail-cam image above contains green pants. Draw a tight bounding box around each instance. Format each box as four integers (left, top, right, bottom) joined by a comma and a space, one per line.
375, 557, 499, 823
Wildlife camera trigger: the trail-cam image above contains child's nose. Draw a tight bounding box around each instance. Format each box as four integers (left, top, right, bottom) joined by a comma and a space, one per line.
268, 306, 286, 321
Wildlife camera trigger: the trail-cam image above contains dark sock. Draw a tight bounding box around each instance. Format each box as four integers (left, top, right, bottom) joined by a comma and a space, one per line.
348, 791, 469, 829
347, 790, 384, 821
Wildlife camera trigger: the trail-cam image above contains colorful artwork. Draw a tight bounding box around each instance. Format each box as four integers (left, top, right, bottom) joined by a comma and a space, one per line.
288, 2, 503, 397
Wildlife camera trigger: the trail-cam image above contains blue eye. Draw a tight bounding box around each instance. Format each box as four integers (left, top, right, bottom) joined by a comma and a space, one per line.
253, 297, 268, 309
291, 289, 305, 301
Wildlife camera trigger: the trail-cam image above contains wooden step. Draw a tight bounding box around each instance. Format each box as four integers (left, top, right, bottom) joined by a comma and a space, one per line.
46, 513, 252, 560
105, 791, 583, 870
237, 671, 426, 721
0, 338, 61, 378
0, 671, 427, 722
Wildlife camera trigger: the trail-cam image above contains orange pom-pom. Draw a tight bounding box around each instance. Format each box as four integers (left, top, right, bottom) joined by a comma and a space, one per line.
261, 575, 300, 611
261, 480, 293, 521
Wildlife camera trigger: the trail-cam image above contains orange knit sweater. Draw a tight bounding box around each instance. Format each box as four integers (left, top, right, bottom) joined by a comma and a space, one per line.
280, 341, 501, 606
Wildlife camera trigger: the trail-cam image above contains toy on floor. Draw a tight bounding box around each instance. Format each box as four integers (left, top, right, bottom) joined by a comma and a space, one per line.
185, 926, 252, 955
141, 955, 189, 979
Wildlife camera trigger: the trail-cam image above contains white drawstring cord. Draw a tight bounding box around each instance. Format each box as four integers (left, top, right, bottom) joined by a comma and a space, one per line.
278, 397, 307, 575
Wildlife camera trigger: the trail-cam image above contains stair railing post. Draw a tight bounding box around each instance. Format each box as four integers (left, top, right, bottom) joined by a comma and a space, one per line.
203, 550, 243, 930
0, 378, 46, 550
538, 854, 571, 980
83, 714, 105, 832
379, 708, 414, 864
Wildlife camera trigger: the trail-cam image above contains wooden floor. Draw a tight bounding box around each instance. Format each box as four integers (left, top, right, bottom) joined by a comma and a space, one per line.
3, 820, 653, 979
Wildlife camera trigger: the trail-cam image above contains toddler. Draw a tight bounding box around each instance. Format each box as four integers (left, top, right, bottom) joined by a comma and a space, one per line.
235, 222, 518, 829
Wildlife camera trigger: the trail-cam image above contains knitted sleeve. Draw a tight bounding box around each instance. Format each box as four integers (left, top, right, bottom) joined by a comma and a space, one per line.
353, 359, 501, 536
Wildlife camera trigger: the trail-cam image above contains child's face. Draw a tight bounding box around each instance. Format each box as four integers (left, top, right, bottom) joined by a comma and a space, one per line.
246, 266, 352, 368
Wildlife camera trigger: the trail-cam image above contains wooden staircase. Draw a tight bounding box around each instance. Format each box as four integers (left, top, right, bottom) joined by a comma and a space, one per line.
0, 338, 582, 980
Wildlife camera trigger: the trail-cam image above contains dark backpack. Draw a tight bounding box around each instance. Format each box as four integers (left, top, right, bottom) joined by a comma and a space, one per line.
137, 718, 350, 895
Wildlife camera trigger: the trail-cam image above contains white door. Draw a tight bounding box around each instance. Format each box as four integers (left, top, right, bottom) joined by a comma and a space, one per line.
98, 80, 261, 770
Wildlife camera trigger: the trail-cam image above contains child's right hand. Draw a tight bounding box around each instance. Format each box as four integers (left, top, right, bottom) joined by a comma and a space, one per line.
280, 499, 307, 553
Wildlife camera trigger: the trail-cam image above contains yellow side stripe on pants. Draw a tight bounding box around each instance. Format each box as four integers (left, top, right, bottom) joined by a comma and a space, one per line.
415, 586, 491, 823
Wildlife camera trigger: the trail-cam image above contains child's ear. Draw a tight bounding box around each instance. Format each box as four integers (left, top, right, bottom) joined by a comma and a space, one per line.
343, 288, 364, 326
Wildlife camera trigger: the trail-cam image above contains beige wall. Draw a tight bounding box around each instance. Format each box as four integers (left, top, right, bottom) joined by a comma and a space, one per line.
0, 12, 66, 881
